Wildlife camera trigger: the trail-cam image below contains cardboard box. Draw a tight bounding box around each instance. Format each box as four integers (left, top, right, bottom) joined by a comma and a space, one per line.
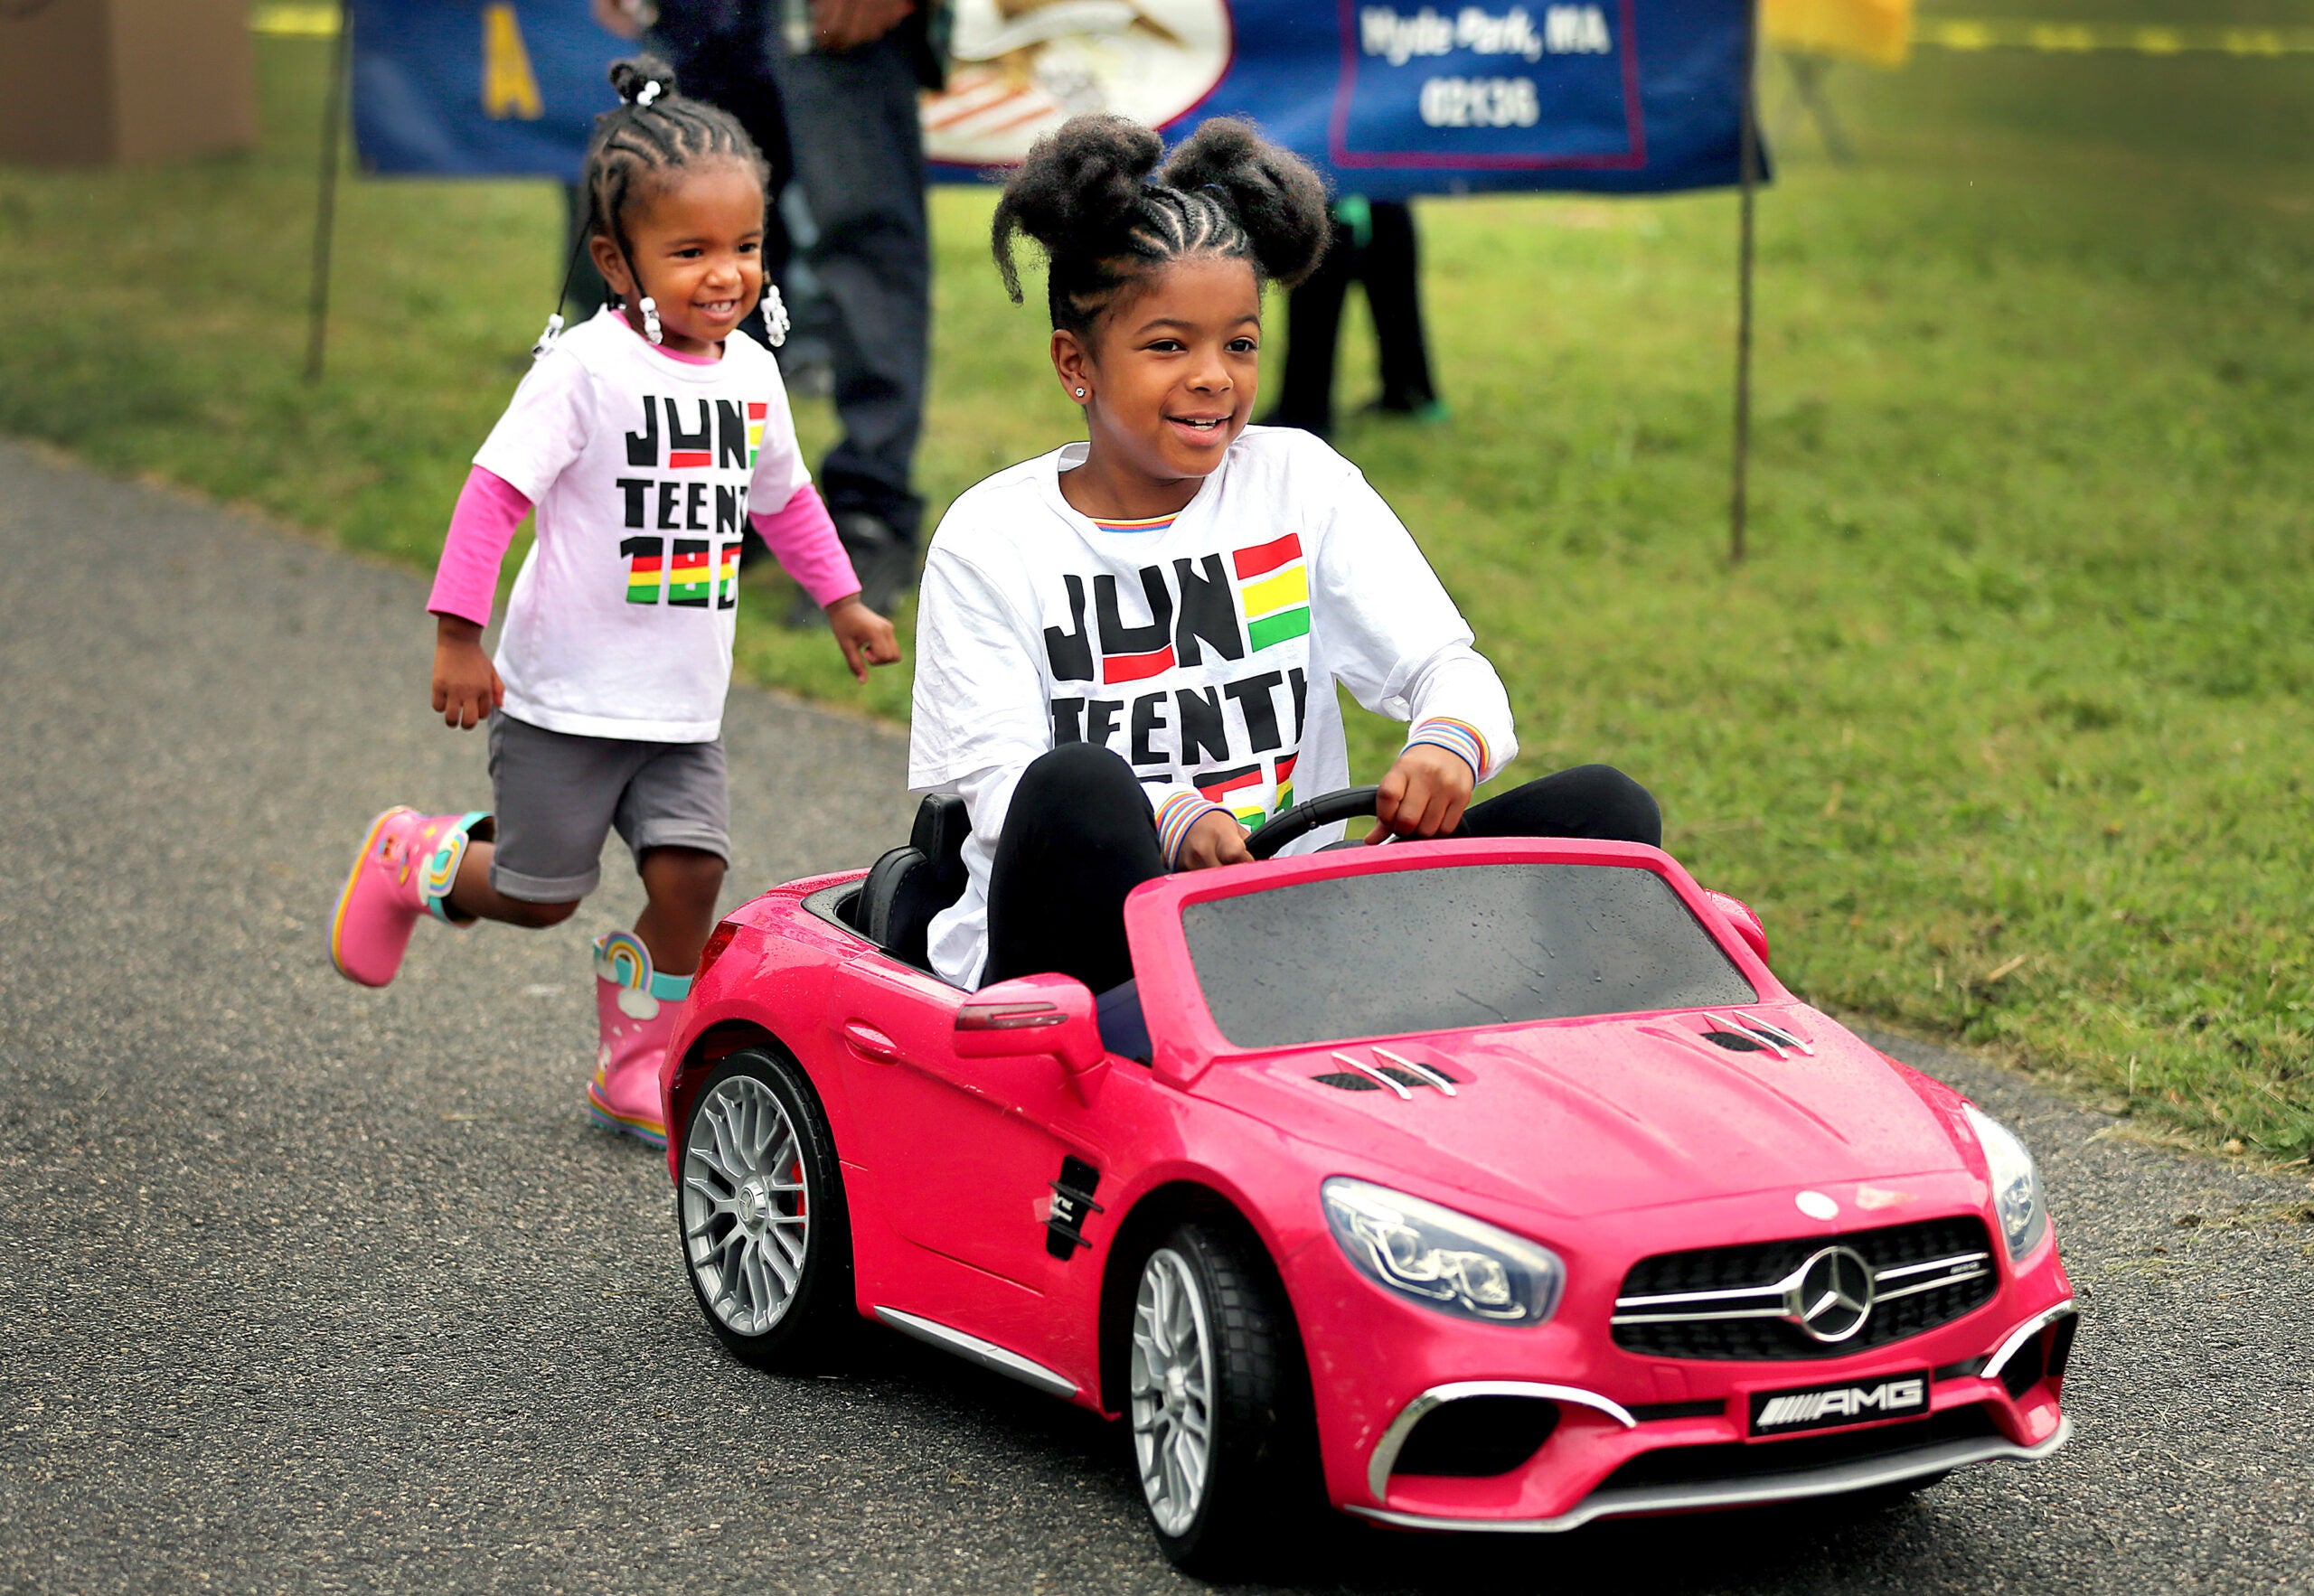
0, 0, 259, 165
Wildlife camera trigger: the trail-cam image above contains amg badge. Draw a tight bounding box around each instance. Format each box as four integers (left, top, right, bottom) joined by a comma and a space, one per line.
1750, 1371, 1930, 1435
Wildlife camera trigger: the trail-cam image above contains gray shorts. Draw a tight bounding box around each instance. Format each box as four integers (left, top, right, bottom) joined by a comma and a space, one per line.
485, 713, 730, 903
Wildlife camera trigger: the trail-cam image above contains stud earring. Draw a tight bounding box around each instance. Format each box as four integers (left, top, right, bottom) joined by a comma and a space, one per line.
1075, 387, 1086, 399
639, 296, 663, 345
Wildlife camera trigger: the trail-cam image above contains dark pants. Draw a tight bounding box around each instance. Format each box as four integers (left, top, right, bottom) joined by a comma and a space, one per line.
1267, 200, 1437, 437
982, 745, 1661, 992
768, 34, 930, 543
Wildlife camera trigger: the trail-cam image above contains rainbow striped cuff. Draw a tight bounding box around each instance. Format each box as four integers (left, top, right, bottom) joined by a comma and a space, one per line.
1156, 793, 1229, 868
1406, 718, 1490, 781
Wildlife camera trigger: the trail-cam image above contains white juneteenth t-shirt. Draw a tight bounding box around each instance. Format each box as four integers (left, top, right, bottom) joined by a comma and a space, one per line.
474, 305, 812, 742
909, 426, 1519, 989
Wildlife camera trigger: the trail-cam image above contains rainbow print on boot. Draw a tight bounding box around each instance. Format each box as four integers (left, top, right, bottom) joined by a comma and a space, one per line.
588, 930, 691, 1147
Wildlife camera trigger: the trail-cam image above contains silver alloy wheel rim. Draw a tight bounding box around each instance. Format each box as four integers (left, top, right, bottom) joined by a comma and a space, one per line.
1130, 1247, 1216, 1537
682, 1073, 809, 1337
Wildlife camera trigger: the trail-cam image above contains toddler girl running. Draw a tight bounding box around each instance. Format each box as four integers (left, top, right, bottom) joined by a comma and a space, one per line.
910, 116, 1658, 993
330, 57, 898, 1146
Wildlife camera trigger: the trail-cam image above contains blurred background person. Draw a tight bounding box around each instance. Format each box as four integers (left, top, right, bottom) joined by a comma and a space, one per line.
763, 0, 943, 618
1263, 196, 1445, 440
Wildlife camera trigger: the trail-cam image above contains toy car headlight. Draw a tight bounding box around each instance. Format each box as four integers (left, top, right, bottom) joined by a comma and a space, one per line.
1321, 1178, 1564, 1326
1963, 1105, 2048, 1263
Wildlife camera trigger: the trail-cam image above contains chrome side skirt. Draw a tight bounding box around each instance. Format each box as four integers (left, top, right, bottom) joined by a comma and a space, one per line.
1350, 1415, 2071, 1534
873, 1306, 1078, 1399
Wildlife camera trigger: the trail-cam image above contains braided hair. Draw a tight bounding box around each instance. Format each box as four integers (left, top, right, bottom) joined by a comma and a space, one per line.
991, 116, 1331, 338
535, 56, 769, 355
586, 56, 769, 270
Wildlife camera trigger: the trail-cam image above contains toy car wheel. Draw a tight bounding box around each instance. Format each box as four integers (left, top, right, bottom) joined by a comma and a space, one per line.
676, 1047, 853, 1369
1128, 1221, 1315, 1573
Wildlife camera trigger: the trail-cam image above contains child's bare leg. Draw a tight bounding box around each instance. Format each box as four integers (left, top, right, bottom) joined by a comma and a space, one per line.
444, 840, 579, 928
634, 846, 726, 975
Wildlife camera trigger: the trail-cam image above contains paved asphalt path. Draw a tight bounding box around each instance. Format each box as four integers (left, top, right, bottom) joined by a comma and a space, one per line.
3, 438, 2310, 1595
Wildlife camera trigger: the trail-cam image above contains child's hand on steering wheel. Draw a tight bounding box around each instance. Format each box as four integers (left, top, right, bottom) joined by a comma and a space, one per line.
1367, 744, 1475, 843
1179, 808, 1253, 870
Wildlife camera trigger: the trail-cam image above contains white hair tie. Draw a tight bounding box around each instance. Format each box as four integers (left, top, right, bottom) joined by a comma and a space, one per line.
635, 80, 663, 108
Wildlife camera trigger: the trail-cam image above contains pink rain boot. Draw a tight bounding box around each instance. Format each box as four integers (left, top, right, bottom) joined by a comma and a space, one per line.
587, 930, 690, 1148
329, 809, 491, 988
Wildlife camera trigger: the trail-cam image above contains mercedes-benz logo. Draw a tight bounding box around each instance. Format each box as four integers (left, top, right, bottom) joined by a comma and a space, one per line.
1784, 1245, 1876, 1343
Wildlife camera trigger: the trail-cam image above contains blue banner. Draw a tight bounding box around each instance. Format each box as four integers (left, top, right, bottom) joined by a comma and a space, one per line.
351, 2, 1748, 196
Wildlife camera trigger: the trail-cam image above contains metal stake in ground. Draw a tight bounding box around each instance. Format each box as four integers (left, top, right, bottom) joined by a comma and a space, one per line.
1730, 0, 1762, 565
305, 8, 353, 384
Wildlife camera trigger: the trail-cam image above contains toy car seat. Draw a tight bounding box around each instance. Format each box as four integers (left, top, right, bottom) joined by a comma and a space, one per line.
855, 794, 971, 970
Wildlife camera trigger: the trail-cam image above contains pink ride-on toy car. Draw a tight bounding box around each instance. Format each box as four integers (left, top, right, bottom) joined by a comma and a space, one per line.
659, 788, 2075, 1574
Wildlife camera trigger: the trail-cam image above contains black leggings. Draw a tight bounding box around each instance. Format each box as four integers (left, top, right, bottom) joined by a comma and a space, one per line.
981, 745, 1661, 991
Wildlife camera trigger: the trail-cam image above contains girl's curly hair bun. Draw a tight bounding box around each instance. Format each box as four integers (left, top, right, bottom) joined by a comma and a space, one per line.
991, 115, 1166, 305
607, 53, 681, 107
988, 113, 1331, 334
1159, 117, 1331, 289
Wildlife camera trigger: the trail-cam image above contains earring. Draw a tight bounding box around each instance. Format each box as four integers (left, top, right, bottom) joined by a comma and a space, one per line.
1075, 387, 1086, 399
638, 296, 663, 345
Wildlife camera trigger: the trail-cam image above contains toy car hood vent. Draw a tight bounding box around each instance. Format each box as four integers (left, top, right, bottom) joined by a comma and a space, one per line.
1693, 1011, 1814, 1058
1312, 1048, 1460, 1100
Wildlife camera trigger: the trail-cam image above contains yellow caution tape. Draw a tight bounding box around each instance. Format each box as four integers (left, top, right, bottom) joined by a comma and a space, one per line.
1918, 19, 2314, 56
1767, 0, 1914, 69
250, 5, 339, 38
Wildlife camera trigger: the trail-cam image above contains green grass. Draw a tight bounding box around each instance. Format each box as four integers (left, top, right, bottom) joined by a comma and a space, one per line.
4, 17, 2309, 1159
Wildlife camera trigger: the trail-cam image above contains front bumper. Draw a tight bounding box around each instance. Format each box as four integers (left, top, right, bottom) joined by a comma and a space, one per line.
1291, 1178, 2075, 1529
1353, 1411, 2071, 1533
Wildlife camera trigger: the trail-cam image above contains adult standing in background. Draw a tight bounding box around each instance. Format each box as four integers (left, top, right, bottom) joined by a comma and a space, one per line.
766, 0, 942, 617
593, 0, 938, 616
1263, 196, 1445, 440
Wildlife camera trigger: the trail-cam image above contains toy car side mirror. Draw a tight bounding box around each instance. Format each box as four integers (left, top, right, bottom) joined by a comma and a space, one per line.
955, 972, 1106, 1074
1704, 889, 1770, 967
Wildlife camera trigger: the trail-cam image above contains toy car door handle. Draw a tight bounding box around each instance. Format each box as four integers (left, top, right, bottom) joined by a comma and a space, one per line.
842, 1020, 905, 1062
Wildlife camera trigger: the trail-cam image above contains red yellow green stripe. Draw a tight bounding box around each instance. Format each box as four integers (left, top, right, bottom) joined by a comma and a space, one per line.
667, 546, 711, 604
1234, 532, 1310, 652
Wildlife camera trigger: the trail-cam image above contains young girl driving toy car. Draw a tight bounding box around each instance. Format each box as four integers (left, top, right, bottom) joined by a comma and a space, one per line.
909, 114, 1658, 995
329, 57, 898, 1146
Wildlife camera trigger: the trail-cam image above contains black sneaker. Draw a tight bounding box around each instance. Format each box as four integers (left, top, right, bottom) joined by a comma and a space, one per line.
833, 512, 915, 616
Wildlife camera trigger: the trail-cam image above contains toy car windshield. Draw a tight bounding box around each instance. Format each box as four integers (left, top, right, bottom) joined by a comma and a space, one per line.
1181, 860, 1759, 1050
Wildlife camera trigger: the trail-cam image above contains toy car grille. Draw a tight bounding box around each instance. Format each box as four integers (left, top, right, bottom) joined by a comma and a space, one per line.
1611, 1216, 1999, 1361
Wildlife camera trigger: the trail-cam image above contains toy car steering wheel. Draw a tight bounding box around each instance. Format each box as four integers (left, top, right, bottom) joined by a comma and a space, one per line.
1242, 784, 1471, 860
